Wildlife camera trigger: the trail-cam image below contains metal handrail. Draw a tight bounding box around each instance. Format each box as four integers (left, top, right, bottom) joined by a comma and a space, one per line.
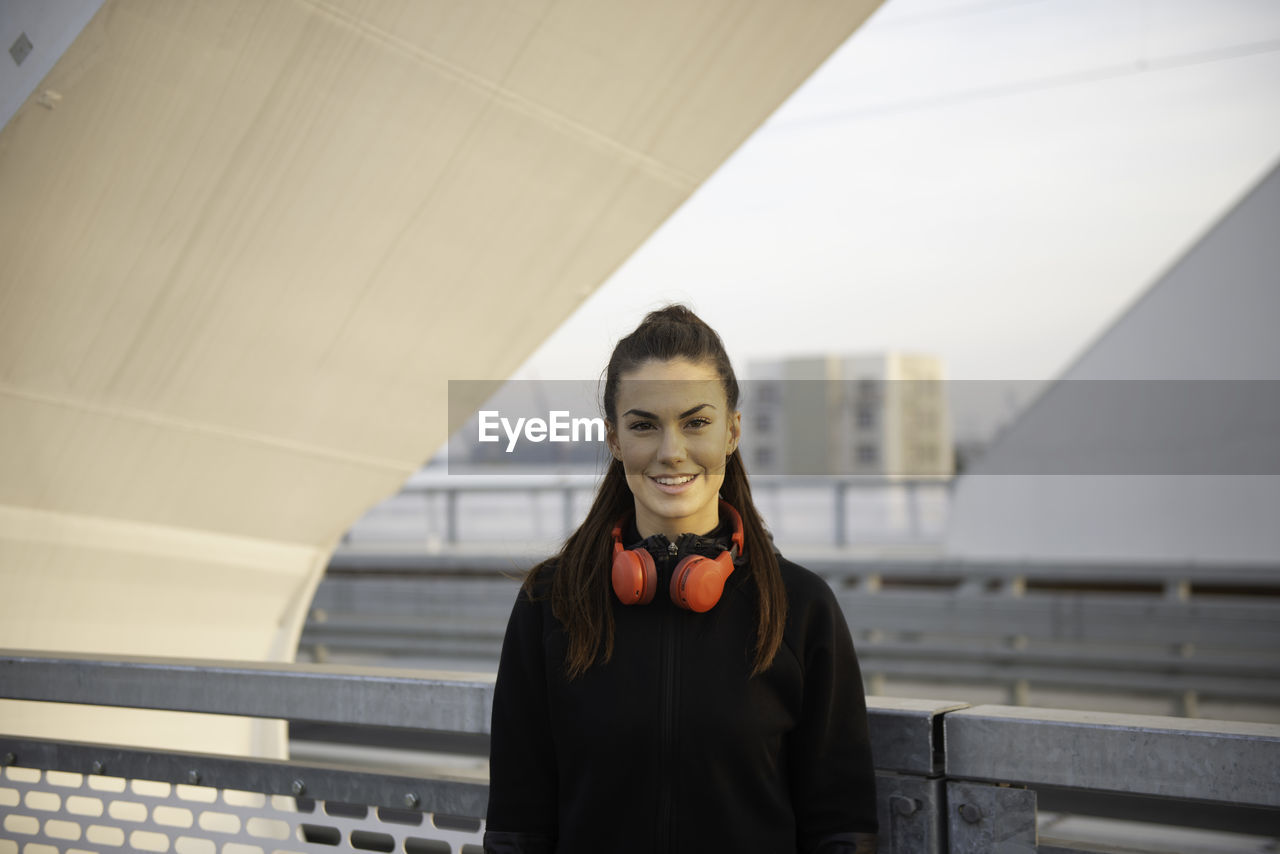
944, 705, 1280, 809
3, 652, 1279, 851
0, 651, 951, 775
295, 564, 1280, 712
326, 545, 1280, 589
346, 475, 953, 548
0, 651, 494, 734
4, 651, 1278, 803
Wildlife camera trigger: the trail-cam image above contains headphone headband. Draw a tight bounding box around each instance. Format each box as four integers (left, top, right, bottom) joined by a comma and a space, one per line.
718, 499, 745, 557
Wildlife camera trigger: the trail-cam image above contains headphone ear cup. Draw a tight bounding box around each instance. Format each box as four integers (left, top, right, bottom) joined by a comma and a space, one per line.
612, 547, 657, 605
670, 553, 732, 613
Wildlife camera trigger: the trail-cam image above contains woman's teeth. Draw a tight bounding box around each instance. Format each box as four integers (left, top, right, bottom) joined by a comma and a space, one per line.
654, 475, 695, 485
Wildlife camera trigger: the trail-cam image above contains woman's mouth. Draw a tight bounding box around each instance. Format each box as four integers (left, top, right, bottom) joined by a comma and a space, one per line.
648, 473, 698, 494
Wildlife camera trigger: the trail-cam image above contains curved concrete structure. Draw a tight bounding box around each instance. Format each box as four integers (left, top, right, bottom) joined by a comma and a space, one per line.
0, 0, 882, 755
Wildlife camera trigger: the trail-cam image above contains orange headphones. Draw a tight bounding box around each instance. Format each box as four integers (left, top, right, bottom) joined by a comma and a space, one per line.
611, 500, 745, 613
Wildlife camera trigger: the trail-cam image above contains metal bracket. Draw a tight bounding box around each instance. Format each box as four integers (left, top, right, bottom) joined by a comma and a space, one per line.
876, 773, 944, 854
947, 781, 1037, 854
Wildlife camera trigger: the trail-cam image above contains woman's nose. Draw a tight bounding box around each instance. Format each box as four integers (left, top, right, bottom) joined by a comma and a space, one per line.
657, 427, 686, 462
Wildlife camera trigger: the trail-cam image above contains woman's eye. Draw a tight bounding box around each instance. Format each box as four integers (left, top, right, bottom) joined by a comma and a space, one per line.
627, 421, 653, 432
686, 418, 711, 429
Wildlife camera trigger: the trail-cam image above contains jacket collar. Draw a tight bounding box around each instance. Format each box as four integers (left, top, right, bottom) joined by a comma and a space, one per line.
623, 510, 738, 566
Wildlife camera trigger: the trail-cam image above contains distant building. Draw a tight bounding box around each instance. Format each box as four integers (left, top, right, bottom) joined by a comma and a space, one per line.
745, 353, 954, 479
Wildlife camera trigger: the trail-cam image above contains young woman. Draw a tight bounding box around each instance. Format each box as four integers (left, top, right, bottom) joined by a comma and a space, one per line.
484, 306, 878, 854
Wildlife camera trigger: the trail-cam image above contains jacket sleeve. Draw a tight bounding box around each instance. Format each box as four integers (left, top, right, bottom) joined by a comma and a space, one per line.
483, 587, 558, 853
786, 571, 879, 853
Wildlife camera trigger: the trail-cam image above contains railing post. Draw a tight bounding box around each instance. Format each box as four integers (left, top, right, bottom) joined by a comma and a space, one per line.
906, 480, 921, 541
446, 488, 458, 544
868, 698, 969, 854
834, 480, 847, 547
1177, 689, 1200, 719
562, 485, 575, 539
875, 778, 947, 850
877, 776, 945, 854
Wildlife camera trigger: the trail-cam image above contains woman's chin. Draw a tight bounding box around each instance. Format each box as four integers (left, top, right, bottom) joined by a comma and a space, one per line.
630, 478, 722, 535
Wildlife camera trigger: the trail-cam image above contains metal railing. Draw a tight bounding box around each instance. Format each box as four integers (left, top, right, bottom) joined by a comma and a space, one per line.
1, 652, 493, 853
2, 651, 1278, 853
340, 475, 951, 549
301, 558, 1280, 714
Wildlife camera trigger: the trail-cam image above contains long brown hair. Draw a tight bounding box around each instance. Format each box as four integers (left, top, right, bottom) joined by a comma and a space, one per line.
523, 304, 786, 679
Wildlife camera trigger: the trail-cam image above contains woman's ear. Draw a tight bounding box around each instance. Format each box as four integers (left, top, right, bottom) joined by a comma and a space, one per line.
605, 420, 622, 461
728, 409, 742, 456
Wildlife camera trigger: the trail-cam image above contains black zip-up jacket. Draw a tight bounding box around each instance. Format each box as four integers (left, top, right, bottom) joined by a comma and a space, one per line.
484, 522, 878, 853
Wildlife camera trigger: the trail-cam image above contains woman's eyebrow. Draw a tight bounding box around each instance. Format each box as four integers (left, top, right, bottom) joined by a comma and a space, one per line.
622, 403, 716, 420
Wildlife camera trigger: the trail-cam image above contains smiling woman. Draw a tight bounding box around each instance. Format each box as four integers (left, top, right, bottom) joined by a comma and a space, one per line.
608, 357, 741, 539
484, 305, 878, 854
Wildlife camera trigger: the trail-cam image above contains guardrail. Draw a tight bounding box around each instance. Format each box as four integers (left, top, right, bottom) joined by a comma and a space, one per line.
342, 475, 951, 549
301, 559, 1280, 714
2, 651, 1277, 853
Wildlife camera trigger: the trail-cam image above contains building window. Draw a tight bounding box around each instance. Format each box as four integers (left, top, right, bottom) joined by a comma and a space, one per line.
756, 412, 772, 432
856, 405, 875, 429
855, 444, 878, 465
755, 447, 774, 468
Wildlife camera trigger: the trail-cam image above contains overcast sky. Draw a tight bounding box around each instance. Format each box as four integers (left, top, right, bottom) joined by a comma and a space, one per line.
513, 0, 1280, 385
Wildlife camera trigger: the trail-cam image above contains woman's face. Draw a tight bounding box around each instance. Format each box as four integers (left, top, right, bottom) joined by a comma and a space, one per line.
607, 358, 741, 540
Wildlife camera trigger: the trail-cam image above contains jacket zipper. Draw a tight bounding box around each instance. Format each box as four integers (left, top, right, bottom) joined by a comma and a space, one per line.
657, 539, 679, 853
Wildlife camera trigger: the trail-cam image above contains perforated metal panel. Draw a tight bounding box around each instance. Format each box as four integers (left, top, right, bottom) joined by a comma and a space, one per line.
0, 766, 485, 853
